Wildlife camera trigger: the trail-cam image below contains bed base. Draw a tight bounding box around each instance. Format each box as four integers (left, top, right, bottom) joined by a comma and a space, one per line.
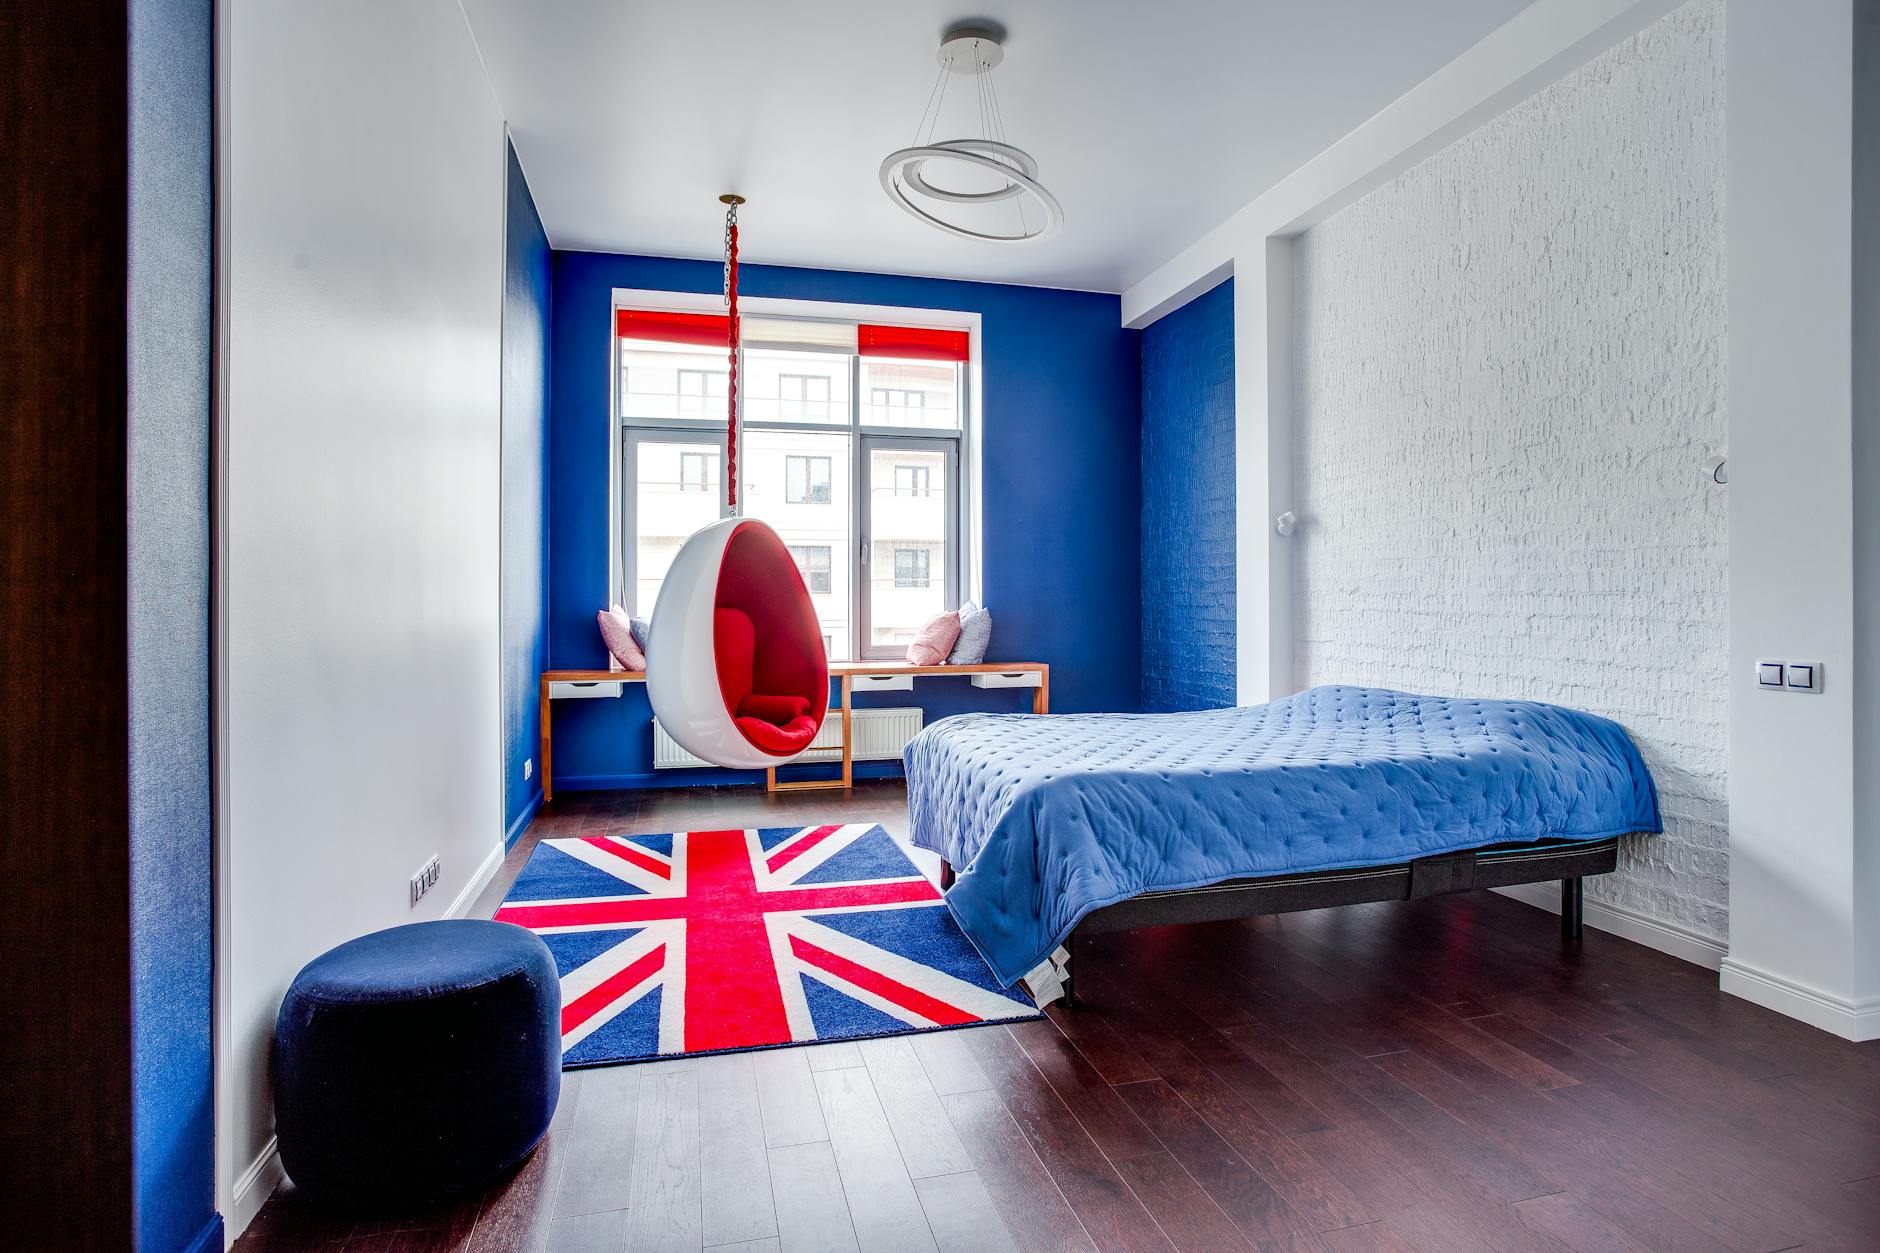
939, 836, 1622, 1008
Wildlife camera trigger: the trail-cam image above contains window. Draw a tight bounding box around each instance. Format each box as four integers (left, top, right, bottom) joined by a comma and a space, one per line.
785, 455, 833, 504
893, 463, 931, 497
872, 387, 927, 416
676, 368, 727, 418
893, 546, 932, 588
788, 544, 833, 594
618, 308, 967, 660
779, 373, 831, 422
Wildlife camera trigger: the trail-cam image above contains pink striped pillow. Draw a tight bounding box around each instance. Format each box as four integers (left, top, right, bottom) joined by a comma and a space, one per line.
598, 604, 645, 671
905, 611, 962, 666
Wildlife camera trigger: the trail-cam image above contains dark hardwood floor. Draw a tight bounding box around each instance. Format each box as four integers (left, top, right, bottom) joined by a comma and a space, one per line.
238, 782, 1880, 1252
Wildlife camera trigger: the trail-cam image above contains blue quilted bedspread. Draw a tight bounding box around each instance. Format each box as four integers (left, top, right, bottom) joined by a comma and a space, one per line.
904, 686, 1660, 986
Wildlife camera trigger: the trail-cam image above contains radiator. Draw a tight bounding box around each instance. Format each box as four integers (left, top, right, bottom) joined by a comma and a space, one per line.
652, 706, 923, 770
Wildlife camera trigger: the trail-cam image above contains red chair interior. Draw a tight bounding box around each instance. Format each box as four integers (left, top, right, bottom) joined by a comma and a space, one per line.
713, 524, 830, 757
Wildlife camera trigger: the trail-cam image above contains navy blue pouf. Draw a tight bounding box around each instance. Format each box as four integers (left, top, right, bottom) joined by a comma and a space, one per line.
275, 919, 561, 1208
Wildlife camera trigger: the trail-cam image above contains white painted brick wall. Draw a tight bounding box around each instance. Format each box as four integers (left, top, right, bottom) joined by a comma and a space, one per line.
1292, 0, 1727, 942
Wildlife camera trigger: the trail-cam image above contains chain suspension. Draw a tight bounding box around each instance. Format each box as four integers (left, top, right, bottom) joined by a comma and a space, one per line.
721, 195, 742, 512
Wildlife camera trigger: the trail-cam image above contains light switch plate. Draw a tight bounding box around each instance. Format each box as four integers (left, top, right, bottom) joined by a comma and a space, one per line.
1757, 659, 1823, 693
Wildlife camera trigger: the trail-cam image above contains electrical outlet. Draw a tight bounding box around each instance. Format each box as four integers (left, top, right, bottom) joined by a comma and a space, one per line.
410, 855, 441, 906
524, 758, 533, 781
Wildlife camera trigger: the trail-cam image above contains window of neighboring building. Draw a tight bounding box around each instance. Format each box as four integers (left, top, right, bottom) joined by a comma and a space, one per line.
785, 454, 833, 504
675, 368, 727, 419
617, 311, 967, 660
893, 463, 931, 497
778, 373, 831, 422
893, 546, 932, 589
788, 544, 833, 594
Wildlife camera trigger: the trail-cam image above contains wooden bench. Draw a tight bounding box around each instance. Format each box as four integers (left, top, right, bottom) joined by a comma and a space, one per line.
539, 661, 1049, 800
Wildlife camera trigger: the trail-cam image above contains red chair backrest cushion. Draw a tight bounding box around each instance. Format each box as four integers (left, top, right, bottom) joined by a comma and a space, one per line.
713, 607, 757, 712
712, 523, 830, 756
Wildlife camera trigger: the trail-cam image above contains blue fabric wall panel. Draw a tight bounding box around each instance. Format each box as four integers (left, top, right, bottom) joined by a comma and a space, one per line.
1140, 277, 1235, 711
547, 252, 1141, 789
502, 144, 552, 842
128, 0, 219, 1247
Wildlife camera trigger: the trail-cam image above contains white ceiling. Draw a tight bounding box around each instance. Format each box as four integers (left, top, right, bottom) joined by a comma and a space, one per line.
462, 0, 1533, 294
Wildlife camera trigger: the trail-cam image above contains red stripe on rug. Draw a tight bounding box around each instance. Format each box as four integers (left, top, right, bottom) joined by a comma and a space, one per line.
562, 943, 665, 1037
766, 824, 842, 874
583, 835, 671, 879
789, 935, 979, 1026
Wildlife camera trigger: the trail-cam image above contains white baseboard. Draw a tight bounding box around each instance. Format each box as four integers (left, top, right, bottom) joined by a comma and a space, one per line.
1719, 958, 1880, 1042
226, 1136, 284, 1248
447, 839, 507, 920
1491, 883, 1727, 970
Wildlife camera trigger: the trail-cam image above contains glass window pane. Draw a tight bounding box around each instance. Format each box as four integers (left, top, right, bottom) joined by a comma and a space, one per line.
620, 339, 733, 422
868, 447, 949, 651
742, 347, 849, 425
633, 439, 720, 614
743, 429, 853, 660
861, 358, 960, 430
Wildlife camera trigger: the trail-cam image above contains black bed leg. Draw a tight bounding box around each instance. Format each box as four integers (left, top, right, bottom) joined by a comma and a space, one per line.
1561, 876, 1584, 941
1063, 933, 1077, 1008
939, 859, 954, 890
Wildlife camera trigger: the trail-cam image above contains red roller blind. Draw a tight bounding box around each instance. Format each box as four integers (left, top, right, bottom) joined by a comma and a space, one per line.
615, 309, 731, 347
857, 323, 970, 363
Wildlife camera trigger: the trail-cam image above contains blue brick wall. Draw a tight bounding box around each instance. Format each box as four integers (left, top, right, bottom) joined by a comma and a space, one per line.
1141, 278, 1236, 711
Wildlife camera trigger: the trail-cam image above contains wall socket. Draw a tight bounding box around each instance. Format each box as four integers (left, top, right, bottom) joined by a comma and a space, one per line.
524, 758, 533, 780
410, 855, 441, 906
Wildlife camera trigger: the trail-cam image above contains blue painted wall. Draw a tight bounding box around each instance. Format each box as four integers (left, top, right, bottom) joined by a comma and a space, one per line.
547, 252, 1142, 790
502, 144, 552, 842
128, 0, 219, 1248
1140, 277, 1236, 711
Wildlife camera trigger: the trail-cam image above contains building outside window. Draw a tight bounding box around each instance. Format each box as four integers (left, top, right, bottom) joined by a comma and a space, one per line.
617, 310, 968, 659
893, 546, 932, 589
675, 368, 727, 419
778, 373, 831, 422
788, 544, 832, 594
893, 463, 931, 497
785, 455, 833, 505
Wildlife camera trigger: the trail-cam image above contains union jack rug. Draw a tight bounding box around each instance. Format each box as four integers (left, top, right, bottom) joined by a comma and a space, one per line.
493, 823, 1039, 1066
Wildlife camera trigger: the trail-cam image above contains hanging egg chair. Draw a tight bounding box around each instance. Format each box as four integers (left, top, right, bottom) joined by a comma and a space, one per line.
643, 196, 832, 769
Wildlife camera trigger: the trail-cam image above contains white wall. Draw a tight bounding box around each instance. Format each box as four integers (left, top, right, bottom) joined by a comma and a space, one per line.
217, 0, 507, 1232
1292, 1, 1728, 942
1720, 0, 1878, 1038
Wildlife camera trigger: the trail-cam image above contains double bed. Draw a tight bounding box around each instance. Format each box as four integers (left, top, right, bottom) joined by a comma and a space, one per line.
904, 686, 1660, 997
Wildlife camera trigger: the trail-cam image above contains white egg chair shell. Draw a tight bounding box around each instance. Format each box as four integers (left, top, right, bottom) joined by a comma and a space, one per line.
646, 516, 831, 770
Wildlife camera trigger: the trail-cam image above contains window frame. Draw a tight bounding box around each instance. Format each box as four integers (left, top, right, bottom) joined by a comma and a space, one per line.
856, 433, 960, 656
610, 291, 979, 664
621, 428, 729, 618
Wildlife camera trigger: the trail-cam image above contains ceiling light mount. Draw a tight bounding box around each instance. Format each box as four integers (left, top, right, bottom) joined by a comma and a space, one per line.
879, 24, 1061, 244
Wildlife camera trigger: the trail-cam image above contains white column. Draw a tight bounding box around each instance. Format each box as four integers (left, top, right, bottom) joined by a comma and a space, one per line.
1720, 0, 1879, 1038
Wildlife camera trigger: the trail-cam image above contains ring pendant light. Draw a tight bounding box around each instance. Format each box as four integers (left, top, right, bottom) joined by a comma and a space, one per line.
879, 25, 1063, 244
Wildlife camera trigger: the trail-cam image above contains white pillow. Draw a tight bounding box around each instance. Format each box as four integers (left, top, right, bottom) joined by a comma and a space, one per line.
949, 602, 992, 664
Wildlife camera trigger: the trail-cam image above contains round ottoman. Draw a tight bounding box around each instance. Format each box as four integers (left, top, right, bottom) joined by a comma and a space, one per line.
274, 919, 561, 1208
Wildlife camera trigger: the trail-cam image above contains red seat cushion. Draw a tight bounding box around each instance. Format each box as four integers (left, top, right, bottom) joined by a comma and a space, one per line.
737, 693, 812, 726
734, 715, 820, 755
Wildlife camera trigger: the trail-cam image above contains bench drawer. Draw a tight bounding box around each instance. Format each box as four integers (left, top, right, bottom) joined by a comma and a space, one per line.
850, 672, 916, 693
970, 670, 1043, 690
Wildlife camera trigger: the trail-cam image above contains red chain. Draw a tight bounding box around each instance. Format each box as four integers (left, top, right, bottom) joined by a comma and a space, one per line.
725, 215, 740, 512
